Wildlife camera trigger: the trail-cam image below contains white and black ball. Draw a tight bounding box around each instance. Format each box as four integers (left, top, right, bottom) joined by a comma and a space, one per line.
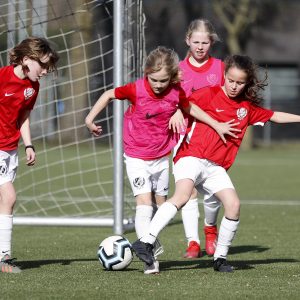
97, 235, 133, 270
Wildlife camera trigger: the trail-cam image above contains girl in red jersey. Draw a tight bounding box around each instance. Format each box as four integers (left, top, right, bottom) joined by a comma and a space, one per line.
0, 37, 59, 273
86, 46, 239, 274
132, 54, 300, 273
177, 19, 225, 259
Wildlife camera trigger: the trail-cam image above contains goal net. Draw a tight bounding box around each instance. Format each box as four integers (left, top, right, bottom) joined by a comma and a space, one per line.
0, 0, 145, 228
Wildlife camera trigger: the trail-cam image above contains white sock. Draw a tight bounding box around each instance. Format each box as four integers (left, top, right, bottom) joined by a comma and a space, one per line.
181, 198, 200, 245
203, 195, 221, 226
0, 214, 13, 259
214, 216, 239, 260
135, 205, 153, 239
141, 202, 178, 244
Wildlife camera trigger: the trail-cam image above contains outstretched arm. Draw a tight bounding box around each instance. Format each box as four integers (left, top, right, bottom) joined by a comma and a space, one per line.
270, 112, 300, 123
85, 89, 115, 136
183, 102, 240, 143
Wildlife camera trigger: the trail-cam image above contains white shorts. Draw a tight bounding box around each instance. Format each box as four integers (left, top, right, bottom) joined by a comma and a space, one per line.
124, 154, 169, 196
0, 150, 18, 185
173, 156, 234, 200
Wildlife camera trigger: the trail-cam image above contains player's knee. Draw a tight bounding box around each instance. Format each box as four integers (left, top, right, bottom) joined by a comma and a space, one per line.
0, 191, 16, 208
229, 199, 240, 217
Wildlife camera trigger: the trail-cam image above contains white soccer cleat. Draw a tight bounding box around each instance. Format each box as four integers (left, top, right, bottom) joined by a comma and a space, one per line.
144, 260, 159, 275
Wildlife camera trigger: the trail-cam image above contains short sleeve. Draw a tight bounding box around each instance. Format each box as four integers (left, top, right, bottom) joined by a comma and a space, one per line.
114, 82, 136, 104
249, 104, 274, 125
188, 87, 212, 109
178, 87, 189, 108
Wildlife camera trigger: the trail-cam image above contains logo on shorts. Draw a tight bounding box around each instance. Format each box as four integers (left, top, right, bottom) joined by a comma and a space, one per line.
133, 177, 145, 189
0, 162, 8, 176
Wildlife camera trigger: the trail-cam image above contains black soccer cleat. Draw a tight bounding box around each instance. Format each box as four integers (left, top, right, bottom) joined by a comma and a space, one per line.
213, 258, 234, 273
132, 240, 154, 266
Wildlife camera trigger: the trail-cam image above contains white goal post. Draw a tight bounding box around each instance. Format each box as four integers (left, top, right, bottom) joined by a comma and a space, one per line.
0, 0, 145, 233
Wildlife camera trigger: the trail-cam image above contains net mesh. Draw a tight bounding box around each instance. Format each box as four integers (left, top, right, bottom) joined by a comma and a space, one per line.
0, 0, 145, 220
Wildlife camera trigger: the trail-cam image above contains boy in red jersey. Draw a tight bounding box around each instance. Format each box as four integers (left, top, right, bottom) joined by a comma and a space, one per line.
132, 54, 300, 273
0, 37, 59, 273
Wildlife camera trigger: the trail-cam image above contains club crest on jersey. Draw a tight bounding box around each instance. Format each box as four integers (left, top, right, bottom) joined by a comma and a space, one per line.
237, 107, 247, 120
206, 74, 218, 85
133, 177, 145, 189
24, 88, 35, 100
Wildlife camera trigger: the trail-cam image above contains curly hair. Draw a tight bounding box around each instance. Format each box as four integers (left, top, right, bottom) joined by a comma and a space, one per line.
224, 55, 268, 105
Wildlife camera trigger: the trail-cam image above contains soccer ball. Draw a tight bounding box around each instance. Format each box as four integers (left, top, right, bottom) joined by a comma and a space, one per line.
97, 235, 133, 270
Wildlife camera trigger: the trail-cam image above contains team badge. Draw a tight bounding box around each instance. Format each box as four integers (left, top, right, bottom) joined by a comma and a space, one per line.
237, 107, 247, 120
133, 177, 145, 189
24, 88, 35, 100
206, 74, 218, 85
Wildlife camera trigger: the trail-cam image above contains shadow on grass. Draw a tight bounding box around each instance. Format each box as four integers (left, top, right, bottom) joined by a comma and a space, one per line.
160, 257, 299, 272
17, 245, 298, 272
158, 245, 299, 271
227, 245, 270, 254
17, 258, 95, 270
17, 258, 138, 271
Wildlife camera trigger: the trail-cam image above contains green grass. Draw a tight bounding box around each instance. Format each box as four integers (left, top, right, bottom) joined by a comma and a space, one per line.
1, 146, 300, 299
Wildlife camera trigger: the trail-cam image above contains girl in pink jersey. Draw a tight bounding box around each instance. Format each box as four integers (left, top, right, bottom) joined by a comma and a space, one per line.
85, 46, 239, 274
132, 54, 300, 273
177, 19, 224, 258
0, 37, 59, 273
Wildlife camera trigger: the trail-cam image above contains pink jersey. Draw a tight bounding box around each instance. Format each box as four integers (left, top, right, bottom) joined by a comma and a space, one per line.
179, 56, 224, 97
175, 86, 274, 170
0, 65, 39, 150
116, 78, 188, 160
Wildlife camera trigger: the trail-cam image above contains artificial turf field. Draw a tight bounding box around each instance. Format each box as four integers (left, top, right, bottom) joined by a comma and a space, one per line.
1, 146, 300, 299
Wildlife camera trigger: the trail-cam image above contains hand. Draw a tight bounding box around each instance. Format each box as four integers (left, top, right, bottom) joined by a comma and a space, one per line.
168, 109, 186, 134
215, 119, 241, 144
86, 122, 103, 137
25, 148, 36, 166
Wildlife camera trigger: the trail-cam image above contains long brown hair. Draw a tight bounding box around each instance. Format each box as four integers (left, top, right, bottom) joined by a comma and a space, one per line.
9, 37, 59, 73
224, 55, 268, 104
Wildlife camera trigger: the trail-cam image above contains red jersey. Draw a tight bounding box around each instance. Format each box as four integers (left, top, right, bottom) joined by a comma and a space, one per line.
174, 86, 274, 170
0, 65, 39, 150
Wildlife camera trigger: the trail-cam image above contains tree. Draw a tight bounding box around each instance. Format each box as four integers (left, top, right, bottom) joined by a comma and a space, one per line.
212, 0, 276, 149
212, 0, 258, 54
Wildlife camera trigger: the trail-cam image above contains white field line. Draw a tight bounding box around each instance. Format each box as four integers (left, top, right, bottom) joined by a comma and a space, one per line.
16, 196, 300, 206
199, 199, 300, 206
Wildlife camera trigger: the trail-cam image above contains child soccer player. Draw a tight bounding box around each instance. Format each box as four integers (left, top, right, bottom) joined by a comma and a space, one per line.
132, 54, 300, 273
85, 46, 238, 274
177, 18, 225, 258
0, 37, 59, 273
